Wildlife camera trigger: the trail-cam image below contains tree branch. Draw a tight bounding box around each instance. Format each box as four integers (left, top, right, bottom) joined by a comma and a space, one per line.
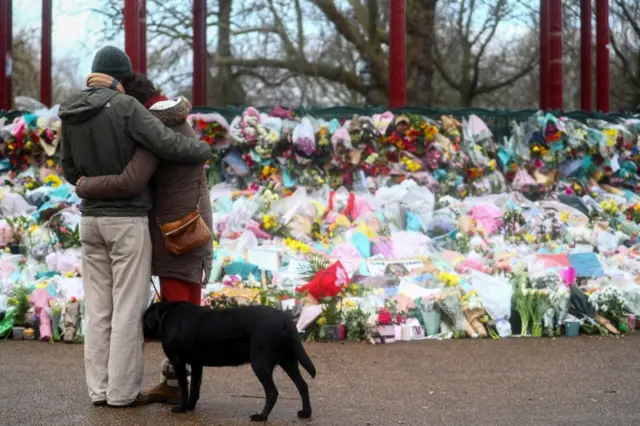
310, 0, 387, 82
475, 53, 537, 95
215, 56, 365, 94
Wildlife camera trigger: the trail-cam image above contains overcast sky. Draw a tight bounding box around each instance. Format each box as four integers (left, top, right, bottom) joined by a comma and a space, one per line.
14, 0, 113, 74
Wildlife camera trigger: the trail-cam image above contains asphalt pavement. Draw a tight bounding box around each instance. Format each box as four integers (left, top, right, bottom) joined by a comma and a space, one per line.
1, 335, 639, 426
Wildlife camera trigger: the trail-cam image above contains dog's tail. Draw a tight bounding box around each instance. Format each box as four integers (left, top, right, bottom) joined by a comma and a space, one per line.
294, 337, 316, 379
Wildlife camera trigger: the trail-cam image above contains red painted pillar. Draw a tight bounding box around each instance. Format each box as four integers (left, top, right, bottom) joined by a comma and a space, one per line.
548, 0, 563, 110
580, 0, 592, 111
124, 0, 141, 73
0, 0, 12, 110
388, 0, 406, 108
41, 0, 52, 107
539, 0, 550, 110
138, 0, 147, 74
192, 0, 207, 106
595, 0, 610, 113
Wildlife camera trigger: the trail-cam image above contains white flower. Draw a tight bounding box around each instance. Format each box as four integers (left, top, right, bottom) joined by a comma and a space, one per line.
601, 303, 609, 312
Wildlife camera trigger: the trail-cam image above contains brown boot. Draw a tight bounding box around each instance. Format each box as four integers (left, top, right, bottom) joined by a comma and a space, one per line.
144, 381, 181, 405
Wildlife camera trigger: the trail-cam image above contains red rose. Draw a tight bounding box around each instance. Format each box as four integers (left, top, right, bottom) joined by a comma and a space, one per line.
377, 309, 392, 325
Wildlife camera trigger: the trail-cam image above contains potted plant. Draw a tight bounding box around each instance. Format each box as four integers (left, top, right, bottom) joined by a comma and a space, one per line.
375, 307, 396, 343
8, 285, 31, 340
319, 295, 344, 341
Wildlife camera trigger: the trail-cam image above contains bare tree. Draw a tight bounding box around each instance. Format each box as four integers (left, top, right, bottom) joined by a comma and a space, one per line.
11, 30, 83, 106
432, 0, 537, 107
93, 0, 441, 107
610, 0, 640, 111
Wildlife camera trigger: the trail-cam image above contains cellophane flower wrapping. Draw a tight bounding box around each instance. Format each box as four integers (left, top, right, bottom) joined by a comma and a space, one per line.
436, 289, 466, 336
588, 285, 626, 323
293, 118, 317, 158
470, 270, 512, 337
551, 286, 571, 327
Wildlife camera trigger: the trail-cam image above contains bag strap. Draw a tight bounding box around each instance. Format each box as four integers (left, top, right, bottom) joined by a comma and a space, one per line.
193, 168, 204, 212
156, 168, 205, 227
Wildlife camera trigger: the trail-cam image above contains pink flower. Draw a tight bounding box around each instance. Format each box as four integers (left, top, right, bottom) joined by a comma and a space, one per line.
60, 226, 68, 233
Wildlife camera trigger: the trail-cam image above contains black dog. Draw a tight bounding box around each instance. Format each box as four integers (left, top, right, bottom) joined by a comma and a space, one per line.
143, 301, 316, 422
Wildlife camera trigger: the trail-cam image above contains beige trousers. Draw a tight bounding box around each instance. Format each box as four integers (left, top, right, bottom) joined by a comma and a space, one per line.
80, 216, 152, 406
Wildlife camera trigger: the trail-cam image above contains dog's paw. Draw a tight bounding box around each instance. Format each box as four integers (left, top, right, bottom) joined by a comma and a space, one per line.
297, 409, 312, 419
186, 402, 197, 411
250, 413, 269, 422
171, 405, 188, 414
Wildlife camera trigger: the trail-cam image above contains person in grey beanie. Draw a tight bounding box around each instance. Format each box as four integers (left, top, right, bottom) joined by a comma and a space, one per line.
58, 46, 211, 409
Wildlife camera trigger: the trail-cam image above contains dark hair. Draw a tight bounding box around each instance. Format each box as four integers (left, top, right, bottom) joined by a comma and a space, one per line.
121, 72, 160, 105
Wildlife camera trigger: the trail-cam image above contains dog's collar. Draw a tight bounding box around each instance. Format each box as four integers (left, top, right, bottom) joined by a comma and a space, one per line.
156, 302, 185, 336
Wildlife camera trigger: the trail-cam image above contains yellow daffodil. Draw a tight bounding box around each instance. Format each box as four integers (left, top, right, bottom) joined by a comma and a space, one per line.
559, 211, 570, 223
524, 233, 535, 244
488, 159, 496, 171
262, 214, 277, 230
284, 238, 311, 254
317, 317, 326, 326
43, 174, 62, 188
438, 271, 460, 287
334, 214, 350, 227
343, 299, 357, 309
46, 159, 55, 168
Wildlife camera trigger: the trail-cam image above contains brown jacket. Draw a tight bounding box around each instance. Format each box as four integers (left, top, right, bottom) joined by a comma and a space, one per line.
75, 102, 213, 286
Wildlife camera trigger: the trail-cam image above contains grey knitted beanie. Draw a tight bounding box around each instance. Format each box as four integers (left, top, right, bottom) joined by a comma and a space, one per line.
91, 46, 133, 81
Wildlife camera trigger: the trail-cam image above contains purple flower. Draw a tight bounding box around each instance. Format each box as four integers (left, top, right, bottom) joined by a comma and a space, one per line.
296, 137, 316, 156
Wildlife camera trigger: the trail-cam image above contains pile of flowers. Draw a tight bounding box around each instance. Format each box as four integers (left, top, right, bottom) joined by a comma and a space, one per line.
4, 101, 640, 348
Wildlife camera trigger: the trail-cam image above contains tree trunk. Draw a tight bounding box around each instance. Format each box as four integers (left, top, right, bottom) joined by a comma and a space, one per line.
406, 0, 437, 107
208, 0, 246, 106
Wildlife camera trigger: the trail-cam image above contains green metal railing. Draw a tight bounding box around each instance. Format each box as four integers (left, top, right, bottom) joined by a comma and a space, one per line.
2, 106, 634, 144
190, 106, 635, 143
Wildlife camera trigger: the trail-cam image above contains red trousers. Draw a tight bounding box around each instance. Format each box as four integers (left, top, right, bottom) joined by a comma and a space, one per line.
159, 277, 201, 305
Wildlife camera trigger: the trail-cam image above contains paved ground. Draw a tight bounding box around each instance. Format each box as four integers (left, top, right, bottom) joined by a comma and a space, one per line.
1, 335, 639, 426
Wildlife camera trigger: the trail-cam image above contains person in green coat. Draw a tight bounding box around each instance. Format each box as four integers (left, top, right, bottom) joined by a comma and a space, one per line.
59, 46, 211, 408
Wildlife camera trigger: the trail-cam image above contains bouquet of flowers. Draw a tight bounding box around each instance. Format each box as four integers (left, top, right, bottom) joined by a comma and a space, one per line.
550, 285, 570, 322
529, 269, 562, 291
230, 107, 262, 153
296, 261, 349, 326
4, 215, 33, 248
260, 213, 289, 238
204, 292, 240, 309
588, 285, 627, 333
292, 118, 317, 164
48, 300, 63, 342
222, 274, 243, 288
437, 289, 466, 338
461, 290, 487, 338
46, 215, 80, 249
531, 290, 551, 337
515, 287, 535, 336
502, 208, 526, 237
625, 203, 640, 223
189, 112, 230, 148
